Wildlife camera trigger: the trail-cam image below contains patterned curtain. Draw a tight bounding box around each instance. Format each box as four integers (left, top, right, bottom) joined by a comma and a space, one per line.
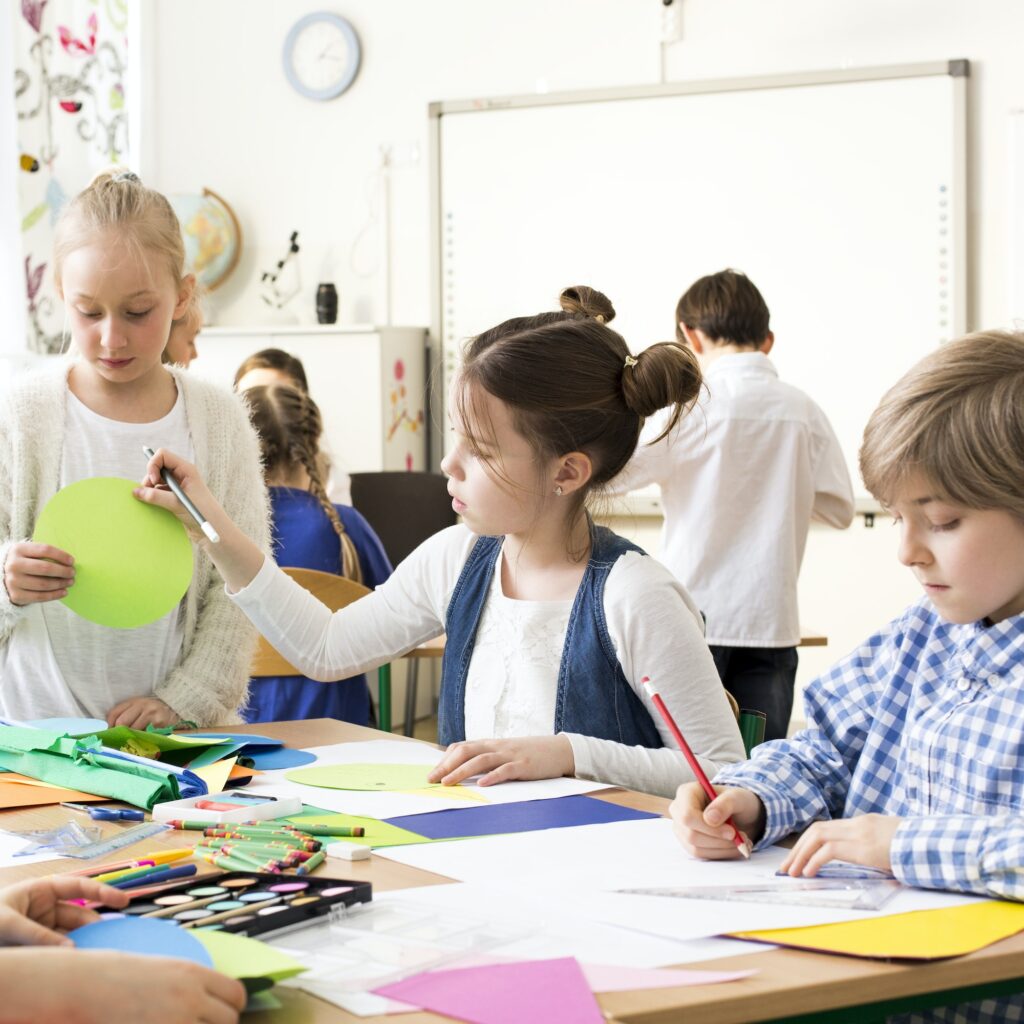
13, 0, 130, 353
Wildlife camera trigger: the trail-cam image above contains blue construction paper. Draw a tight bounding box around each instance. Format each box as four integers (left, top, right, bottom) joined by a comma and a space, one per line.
69, 916, 213, 967
189, 732, 283, 750
26, 717, 107, 734
385, 795, 659, 839
246, 746, 317, 770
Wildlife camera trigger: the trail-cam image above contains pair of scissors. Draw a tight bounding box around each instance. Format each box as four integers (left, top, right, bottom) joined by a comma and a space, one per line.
60, 802, 145, 822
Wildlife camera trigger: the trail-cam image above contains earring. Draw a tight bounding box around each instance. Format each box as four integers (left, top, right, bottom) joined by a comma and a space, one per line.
554, 485, 564, 496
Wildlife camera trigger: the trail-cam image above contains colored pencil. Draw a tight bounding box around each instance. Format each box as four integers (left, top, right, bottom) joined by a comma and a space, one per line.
641, 676, 751, 858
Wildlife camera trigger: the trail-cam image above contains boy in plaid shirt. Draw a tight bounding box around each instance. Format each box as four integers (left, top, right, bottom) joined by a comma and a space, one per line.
672, 331, 1024, 1023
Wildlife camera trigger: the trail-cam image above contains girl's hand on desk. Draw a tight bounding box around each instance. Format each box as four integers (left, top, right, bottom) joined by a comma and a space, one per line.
670, 782, 765, 859
779, 813, 900, 877
106, 695, 177, 730
429, 735, 576, 786
0, 875, 128, 945
3, 541, 74, 605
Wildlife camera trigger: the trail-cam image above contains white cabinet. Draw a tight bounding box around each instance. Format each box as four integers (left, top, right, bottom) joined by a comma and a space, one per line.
193, 325, 428, 472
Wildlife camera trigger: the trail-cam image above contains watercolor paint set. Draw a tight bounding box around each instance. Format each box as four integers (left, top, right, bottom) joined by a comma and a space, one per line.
99, 870, 372, 940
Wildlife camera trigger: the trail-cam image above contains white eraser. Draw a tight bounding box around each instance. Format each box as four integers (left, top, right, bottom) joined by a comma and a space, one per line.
325, 841, 371, 861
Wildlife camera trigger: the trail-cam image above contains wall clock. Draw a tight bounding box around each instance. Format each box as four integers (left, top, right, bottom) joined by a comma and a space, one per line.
282, 12, 361, 101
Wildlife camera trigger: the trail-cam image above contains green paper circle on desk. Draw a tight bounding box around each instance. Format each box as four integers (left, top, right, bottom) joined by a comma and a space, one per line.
287, 763, 438, 790
33, 477, 193, 629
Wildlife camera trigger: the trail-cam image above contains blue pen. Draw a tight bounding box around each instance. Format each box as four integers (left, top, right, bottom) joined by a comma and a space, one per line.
111, 863, 197, 890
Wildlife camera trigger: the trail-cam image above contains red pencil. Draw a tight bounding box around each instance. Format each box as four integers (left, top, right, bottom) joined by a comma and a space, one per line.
641, 675, 751, 858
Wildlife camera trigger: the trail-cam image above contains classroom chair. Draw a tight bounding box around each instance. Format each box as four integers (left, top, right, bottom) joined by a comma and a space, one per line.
251, 567, 396, 731
349, 471, 457, 735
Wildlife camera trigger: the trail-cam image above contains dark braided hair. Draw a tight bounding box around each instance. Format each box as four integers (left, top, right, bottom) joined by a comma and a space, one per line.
244, 383, 362, 583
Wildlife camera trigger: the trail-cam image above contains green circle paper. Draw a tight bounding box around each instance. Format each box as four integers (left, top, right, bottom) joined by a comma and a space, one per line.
33, 477, 193, 629
286, 764, 437, 791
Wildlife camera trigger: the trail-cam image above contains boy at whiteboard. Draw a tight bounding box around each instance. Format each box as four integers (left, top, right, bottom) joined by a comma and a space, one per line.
616, 269, 854, 740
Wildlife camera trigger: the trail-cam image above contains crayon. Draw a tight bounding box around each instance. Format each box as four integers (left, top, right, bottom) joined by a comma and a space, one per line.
168, 820, 222, 831
287, 824, 365, 838
199, 850, 269, 874
296, 850, 326, 875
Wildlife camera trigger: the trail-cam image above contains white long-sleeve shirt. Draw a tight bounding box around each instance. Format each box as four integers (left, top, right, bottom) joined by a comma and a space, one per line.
231, 525, 745, 797
615, 353, 854, 647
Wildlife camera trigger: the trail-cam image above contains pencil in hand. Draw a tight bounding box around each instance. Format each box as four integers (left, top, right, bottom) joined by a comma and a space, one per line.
641, 675, 751, 858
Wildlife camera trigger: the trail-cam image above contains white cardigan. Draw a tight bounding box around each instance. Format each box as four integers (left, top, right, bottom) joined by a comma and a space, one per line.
0, 360, 271, 726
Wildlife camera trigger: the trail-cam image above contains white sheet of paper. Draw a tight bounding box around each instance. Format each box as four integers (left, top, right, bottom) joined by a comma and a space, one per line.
275, 881, 768, 1016
247, 739, 610, 818
375, 818, 984, 940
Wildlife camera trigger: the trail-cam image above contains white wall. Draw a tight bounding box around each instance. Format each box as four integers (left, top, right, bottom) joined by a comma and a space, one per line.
145, 1, 1024, 718
147, 0, 1024, 333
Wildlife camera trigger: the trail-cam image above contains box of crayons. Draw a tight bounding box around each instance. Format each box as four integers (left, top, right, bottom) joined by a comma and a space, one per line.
101, 870, 372, 940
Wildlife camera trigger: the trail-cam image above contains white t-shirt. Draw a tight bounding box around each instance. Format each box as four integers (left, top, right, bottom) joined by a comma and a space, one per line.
0, 389, 194, 721
230, 525, 745, 797
616, 353, 855, 647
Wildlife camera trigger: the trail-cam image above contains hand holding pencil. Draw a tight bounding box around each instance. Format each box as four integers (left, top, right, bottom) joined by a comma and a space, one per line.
641, 676, 760, 859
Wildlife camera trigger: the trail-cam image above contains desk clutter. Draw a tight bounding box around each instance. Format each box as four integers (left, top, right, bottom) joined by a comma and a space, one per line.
3, 720, 1024, 1022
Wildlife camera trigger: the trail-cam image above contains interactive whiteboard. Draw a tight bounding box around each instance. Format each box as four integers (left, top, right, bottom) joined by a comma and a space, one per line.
430, 62, 967, 495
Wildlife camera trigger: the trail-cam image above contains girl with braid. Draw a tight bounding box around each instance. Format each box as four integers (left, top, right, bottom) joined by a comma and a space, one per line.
242, 383, 391, 724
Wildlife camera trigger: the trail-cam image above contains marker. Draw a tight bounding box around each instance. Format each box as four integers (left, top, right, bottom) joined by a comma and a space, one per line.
110, 863, 198, 890
142, 446, 220, 543
91, 848, 193, 880
641, 676, 751, 859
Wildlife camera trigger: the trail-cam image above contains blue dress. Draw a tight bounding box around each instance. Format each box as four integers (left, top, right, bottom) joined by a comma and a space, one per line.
243, 487, 393, 726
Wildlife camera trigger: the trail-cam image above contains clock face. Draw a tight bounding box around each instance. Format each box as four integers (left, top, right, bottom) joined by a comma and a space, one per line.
283, 13, 361, 101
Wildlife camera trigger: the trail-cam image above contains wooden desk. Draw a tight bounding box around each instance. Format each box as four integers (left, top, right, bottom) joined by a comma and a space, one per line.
1, 719, 1021, 1024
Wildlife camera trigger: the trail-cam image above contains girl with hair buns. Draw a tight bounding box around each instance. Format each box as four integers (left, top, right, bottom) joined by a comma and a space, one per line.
137, 286, 745, 795
0, 168, 269, 729
242, 383, 391, 724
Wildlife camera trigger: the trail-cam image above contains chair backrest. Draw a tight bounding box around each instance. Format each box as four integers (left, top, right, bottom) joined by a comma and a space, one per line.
349, 471, 457, 567
251, 567, 371, 677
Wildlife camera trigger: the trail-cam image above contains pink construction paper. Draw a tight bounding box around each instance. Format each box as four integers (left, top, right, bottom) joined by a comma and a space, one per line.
374, 957, 604, 1024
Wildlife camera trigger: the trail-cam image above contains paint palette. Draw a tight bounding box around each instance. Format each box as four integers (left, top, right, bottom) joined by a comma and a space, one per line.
98, 871, 371, 940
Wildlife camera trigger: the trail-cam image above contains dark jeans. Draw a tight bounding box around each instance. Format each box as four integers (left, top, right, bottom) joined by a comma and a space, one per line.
710, 645, 798, 744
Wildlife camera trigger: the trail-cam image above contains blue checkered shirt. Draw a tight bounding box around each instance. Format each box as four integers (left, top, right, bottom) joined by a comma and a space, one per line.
714, 598, 1024, 901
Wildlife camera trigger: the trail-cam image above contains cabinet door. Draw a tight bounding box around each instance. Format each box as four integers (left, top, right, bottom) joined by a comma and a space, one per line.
270, 333, 385, 473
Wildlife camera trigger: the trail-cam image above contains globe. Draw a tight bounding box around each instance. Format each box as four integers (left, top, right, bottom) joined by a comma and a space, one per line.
169, 187, 242, 291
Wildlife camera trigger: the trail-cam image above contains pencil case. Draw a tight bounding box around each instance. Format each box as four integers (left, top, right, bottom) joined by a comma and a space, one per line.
151, 791, 303, 825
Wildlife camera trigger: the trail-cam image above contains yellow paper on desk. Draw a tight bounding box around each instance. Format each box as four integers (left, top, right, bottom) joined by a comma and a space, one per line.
730, 900, 1024, 960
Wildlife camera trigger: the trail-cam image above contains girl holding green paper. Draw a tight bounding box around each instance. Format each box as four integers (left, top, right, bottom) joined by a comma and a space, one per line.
0, 170, 269, 729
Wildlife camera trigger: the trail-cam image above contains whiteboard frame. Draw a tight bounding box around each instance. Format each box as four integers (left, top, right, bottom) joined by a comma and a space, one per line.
427, 60, 968, 471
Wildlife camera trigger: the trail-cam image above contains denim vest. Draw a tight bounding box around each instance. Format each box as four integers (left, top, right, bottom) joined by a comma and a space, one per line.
437, 525, 665, 749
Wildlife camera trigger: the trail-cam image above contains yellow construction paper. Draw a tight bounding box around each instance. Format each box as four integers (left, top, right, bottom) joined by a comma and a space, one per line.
731, 900, 1024, 960
33, 477, 193, 629
286, 763, 486, 802
190, 757, 238, 796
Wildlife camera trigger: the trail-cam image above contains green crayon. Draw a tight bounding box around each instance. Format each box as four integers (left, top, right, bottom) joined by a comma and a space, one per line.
295, 850, 326, 875
288, 824, 365, 838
